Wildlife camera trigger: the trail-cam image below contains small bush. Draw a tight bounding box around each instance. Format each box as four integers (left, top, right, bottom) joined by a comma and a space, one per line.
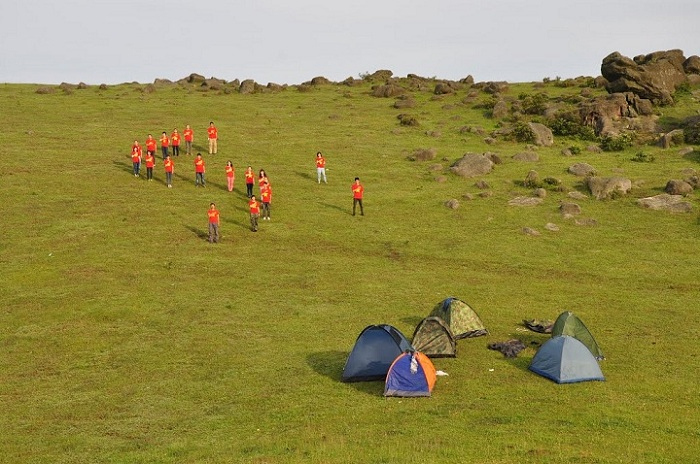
685, 123, 700, 144
518, 92, 549, 115
568, 146, 582, 155
631, 152, 655, 163
600, 132, 634, 152
397, 114, 419, 127
510, 122, 536, 143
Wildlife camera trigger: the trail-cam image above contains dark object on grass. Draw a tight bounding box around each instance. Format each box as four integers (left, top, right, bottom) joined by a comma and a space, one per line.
487, 339, 527, 358
523, 319, 554, 334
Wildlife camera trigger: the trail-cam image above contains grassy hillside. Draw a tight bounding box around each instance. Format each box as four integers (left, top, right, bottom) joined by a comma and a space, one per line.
1, 77, 699, 464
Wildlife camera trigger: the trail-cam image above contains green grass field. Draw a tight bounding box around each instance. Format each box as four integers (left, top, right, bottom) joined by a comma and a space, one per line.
1, 77, 699, 463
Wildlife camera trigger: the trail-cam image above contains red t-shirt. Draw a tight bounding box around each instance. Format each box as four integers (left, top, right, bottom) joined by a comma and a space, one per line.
261, 184, 272, 203
131, 150, 141, 163
249, 199, 260, 214
164, 158, 174, 173
171, 132, 181, 146
207, 126, 218, 140
352, 182, 364, 199
226, 165, 235, 178
132, 144, 142, 157
183, 128, 194, 142
194, 157, 205, 173
145, 154, 155, 168
160, 135, 170, 147
245, 169, 254, 184
208, 208, 220, 224
316, 156, 326, 168
145, 138, 157, 152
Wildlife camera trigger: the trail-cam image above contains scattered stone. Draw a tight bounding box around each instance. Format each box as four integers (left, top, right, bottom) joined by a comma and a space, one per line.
524, 170, 540, 188
544, 223, 560, 232
35, 86, 54, 94
586, 176, 632, 200
528, 122, 554, 146
435, 175, 448, 183
523, 227, 541, 236
508, 196, 544, 206
479, 191, 493, 198
450, 153, 494, 178
409, 148, 437, 162
533, 188, 547, 198
567, 191, 589, 200
560, 202, 582, 215
513, 152, 540, 162
664, 179, 694, 195
575, 218, 599, 226
428, 164, 443, 171
678, 147, 695, 156
445, 199, 460, 209
568, 163, 596, 177
637, 194, 693, 212
462, 193, 474, 200
474, 180, 490, 189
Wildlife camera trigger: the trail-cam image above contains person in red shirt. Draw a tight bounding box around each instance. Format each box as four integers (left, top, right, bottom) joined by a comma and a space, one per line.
131, 145, 142, 177
244, 166, 255, 198
194, 153, 206, 187
144, 151, 155, 181
249, 195, 260, 232
207, 202, 220, 243
183, 124, 194, 155
207, 121, 218, 155
171, 128, 181, 157
160, 132, 170, 159
352, 177, 364, 216
260, 180, 272, 221
258, 169, 269, 195
131, 140, 143, 157
225, 160, 235, 192
315, 151, 327, 184
145, 134, 157, 156
164, 154, 174, 188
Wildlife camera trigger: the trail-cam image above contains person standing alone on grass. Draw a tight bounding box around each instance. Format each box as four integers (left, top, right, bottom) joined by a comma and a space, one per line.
145, 151, 155, 181
131, 145, 142, 177
245, 166, 254, 198
194, 153, 206, 187
207, 121, 218, 155
164, 154, 174, 188
171, 128, 181, 157
316, 151, 327, 183
260, 180, 272, 221
183, 124, 194, 155
145, 134, 157, 157
160, 132, 170, 159
352, 177, 364, 216
249, 195, 260, 232
208, 202, 220, 243
225, 161, 235, 192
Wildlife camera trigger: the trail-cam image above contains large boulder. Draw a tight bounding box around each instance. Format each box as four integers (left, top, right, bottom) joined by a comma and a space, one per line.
568, 163, 596, 177
664, 179, 694, 195
450, 153, 494, 178
579, 92, 656, 136
600, 50, 688, 104
528, 122, 554, 146
684, 55, 700, 74
637, 194, 693, 213
586, 176, 632, 200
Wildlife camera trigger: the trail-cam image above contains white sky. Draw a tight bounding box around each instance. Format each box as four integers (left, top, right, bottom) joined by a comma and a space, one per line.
1, 0, 699, 85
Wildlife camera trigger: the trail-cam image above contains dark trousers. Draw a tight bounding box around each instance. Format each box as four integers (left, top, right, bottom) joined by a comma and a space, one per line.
172, 145, 180, 157
246, 183, 253, 198
262, 202, 270, 219
146, 167, 153, 180
353, 198, 364, 216
161, 147, 168, 159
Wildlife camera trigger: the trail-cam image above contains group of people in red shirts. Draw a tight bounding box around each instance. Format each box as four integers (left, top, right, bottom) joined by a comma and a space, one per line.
129, 131, 363, 242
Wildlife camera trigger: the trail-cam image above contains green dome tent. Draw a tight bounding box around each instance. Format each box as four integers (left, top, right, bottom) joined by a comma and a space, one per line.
551, 311, 604, 360
429, 297, 487, 339
411, 316, 457, 358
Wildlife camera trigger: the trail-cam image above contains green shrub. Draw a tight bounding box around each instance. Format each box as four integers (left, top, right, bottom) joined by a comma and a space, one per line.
631, 151, 655, 163
547, 117, 597, 140
510, 121, 536, 143
684, 123, 700, 144
600, 132, 634, 151
517, 92, 549, 115
568, 146, 581, 155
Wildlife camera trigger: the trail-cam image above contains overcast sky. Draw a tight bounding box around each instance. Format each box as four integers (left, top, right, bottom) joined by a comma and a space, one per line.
1, 0, 698, 85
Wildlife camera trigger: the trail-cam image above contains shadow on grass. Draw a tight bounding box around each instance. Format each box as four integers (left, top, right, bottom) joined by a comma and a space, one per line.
295, 171, 314, 181
223, 215, 250, 231
185, 225, 209, 241
319, 202, 351, 215
306, 350, 385, 396
113, 159, 135, 175
400, 316, 423, 329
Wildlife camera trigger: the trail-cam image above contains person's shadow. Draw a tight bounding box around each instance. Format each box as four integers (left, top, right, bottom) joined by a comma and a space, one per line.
185, 225, 208, 241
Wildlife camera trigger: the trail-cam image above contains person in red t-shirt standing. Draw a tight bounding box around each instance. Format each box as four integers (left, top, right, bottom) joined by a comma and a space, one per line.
207, 202, 220, 243
164, 154, 174, 188
260, 180, 272, 221
315, 151, 327, 184
183, 124, 194, 155
131, 145, 142, 177
249, 195, 260, 232
145, 134, 157, 156
194, 153, 206, 187
171, 128, 181, 157
352, 177, 364, 216
144, 151, 155, 181
207, 121, 218, 155
225, 161, 235, 192
160, 132, 170, 159
244, 166, 255, 198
